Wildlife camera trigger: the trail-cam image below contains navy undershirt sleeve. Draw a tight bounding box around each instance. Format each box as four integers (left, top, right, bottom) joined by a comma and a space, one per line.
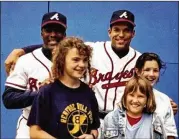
2, 86, 37, 109
22, 44, 42, 54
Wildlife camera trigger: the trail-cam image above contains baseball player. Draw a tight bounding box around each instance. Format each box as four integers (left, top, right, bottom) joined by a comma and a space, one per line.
3, 12, 67, 138
84, 10, 141, 136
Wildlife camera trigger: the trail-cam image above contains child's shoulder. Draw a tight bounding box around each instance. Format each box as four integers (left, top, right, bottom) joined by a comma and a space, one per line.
105, 108, 125, 120
38, 81, 58, 95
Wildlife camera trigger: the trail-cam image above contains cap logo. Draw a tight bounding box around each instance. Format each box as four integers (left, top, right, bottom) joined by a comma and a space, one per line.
119, 11, 128, 18
50, 13, 59, 20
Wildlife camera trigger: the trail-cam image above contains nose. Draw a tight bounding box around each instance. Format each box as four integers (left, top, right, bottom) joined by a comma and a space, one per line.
149, 70, 155, 76
79, 60, 86, 67
49, 31, 57, 37
132, 96, 139, 103
119, 31, 124, 37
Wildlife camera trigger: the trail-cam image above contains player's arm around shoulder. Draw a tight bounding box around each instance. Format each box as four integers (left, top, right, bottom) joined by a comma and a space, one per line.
3, 53, 42, 109
4, 48, 25, 75
3, 55, 37, 109
5, 44, 42, 75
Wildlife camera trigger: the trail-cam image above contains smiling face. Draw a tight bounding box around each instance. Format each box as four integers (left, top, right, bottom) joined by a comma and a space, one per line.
126, 87, 147, 118
135, 53, 165, 87
41, 24, 66, 49
108, 22, 135, 52
140, 60, 160, 86
64, 48, 88, 80
122, 76, 156, 117
51, 37, 92, 82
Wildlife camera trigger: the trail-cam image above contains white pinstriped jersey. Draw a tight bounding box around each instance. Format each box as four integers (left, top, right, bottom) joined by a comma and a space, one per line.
85, 41, 141, 112
5, 48, 52, 119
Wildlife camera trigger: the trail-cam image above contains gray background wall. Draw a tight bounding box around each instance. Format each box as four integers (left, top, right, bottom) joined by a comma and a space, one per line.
1, 2, 178, 138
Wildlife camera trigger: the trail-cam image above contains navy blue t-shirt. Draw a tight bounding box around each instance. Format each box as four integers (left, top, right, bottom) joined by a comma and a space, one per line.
27, 80, 100, 138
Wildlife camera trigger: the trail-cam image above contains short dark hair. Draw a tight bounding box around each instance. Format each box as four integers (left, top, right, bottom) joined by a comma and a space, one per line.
135, 52, 166, 75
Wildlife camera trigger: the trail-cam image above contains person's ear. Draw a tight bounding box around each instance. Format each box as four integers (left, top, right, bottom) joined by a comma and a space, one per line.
132, 30, 135, 38
108, 28, 112, 38
41, 29, 43, 37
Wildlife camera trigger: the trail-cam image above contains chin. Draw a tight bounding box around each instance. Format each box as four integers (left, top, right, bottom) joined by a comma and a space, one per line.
151, 82, 155, 87
72, 74, 83, 79
131, 111, 142, 116
47, 45, 56, 50
77, 75, 84, 78
115, 45, 126, 50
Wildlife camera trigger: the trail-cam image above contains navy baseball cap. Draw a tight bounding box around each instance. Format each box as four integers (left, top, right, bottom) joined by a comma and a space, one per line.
110, 10, 136, 27
41, 12, 67, 29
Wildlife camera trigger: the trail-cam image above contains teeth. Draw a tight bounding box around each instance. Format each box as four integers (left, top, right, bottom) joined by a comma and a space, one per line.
131, 104, 139, 108
147, 78, 155, 82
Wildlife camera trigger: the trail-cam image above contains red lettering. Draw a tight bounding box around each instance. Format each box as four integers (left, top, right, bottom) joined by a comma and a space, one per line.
89, 68, 135, 89
29, 78, 38, 91
104, 72, 113, 81
89, 69, 100, 85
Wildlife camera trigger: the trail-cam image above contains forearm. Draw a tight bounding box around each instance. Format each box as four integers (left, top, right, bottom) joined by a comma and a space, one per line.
31, 130, 56, 139
90, 129, 98, 139
3, 86, 37, 109
10, 48, 25, 57
30, 125, 56, 139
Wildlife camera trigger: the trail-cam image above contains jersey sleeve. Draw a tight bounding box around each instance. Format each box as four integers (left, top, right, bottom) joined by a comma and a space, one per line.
5, 56, 29, 90
22, 44, 42, 54
27, 85, 50, 128
90, 90, 100, 129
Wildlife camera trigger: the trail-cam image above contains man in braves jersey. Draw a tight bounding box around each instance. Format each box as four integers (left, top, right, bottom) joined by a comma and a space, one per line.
2, 12, 67, 138
4, 9, 178, 134
84, 10, 141, 136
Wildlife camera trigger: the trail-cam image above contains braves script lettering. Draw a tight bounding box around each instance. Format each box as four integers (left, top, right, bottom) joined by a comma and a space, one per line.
89, 68, 135, 89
